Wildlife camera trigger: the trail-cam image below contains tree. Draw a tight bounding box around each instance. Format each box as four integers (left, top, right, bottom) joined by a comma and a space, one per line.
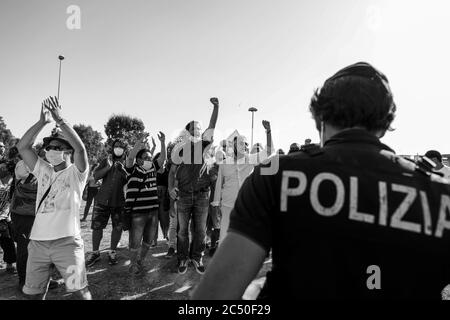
73, 124, 104, 163
0, 116, 15, 147
104, 114, 147, 149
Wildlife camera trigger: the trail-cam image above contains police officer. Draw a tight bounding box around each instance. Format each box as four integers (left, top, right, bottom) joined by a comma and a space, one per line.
192, 62, 450, 300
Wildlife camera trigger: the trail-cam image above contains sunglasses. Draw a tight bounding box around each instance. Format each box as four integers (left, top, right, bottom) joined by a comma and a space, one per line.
45, 145, 68, 151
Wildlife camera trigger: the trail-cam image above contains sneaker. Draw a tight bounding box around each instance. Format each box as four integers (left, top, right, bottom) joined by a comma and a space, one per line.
178, 260, 189, 274
108, 250, 118, 265
85, 251, 101, 267
192, 259, 206, 275
165, 247, 176, 259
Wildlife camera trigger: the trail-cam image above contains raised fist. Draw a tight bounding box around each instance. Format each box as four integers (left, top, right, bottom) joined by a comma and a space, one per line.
262, 120, 271, 131
210, 97, 219, 106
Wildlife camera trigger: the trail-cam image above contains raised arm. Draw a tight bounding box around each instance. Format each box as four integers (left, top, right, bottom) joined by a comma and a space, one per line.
156, 132, 166, 169
16, 101, 52, 171
44, 97, 88, 172
126, 133, 148, 168
150, 137, 156, 156
202, 97, 219, 141
262, 120, 273, 156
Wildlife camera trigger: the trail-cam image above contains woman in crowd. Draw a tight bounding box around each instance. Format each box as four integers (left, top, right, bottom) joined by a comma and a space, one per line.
125, 132, 166, 274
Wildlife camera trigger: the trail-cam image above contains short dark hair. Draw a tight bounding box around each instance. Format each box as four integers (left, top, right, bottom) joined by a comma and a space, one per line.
425, 150, 442, 162
185, 121, 200, 132
136, 148, 151, 160
310, 66, 396, 133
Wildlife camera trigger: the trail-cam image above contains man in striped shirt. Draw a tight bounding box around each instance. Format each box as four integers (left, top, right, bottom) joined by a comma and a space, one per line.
125, 132, 166, 274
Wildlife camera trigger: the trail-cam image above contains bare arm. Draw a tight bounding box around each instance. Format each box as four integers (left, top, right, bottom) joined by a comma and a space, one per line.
203, 98, 219, 141
156, 132, 166, 169
262, 120, 273, 156
191, 232, 266, 300
126, 133, 148, 168
45, 97, 88, 172
16, 102, 52, 171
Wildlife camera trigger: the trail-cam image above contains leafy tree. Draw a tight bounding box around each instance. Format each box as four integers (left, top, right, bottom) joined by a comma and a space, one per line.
0, 116, 15, 148
104, 114, 147, 149
73, 124, 104, 163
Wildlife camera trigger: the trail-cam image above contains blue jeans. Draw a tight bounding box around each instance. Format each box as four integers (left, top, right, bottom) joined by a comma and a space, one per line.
176, 191, 209, 262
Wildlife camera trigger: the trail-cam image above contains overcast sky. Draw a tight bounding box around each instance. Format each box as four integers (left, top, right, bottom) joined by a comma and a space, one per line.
1, 0, 450, 155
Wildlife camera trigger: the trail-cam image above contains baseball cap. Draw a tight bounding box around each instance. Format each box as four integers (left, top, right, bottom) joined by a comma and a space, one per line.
43, 128, 73, 150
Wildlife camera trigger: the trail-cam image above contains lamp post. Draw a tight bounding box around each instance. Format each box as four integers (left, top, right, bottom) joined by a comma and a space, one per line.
57, 55, 65, 101
248, 107, 258, 148
55, 55, 65, 130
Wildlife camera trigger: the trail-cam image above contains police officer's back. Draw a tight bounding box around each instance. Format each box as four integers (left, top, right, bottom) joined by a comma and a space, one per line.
192, 62, 450, 300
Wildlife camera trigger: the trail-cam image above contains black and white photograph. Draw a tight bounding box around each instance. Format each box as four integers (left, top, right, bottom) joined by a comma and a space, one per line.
1, 0, 450, 310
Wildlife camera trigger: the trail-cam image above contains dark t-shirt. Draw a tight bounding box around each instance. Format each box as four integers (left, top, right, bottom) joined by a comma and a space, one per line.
94, 157, 128, 207
156, 163, 169, 187
230, 129, 450, 299
174, 139, 212, 194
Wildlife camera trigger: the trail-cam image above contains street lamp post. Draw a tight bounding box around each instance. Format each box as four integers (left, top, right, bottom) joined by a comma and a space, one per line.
57, 55, 65, 101
55, 55, 65, 130
248, 107, 258, 148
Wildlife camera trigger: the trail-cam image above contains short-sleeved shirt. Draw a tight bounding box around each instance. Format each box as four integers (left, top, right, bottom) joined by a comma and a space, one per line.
230, 129, 450, 299
125, 161, 160, 214
31, 158, 88, 241
94, 158, 127, 208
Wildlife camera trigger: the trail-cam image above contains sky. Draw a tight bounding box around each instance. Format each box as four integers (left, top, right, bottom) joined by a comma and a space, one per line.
1, 0, 450, 155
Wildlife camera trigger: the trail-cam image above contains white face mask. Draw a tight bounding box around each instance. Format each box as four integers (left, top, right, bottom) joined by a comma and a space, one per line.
46, 150, 65, 166
114, 147, 124, 157
142, 160, 153, 171
15, 160, 30, 181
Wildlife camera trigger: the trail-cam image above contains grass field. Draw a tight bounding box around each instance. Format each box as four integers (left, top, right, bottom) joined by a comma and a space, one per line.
0, 202, 271, 300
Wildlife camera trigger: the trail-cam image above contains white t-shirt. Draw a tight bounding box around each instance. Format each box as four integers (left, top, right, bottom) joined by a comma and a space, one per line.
437, 165, 450, 180
31, 158, 88, 241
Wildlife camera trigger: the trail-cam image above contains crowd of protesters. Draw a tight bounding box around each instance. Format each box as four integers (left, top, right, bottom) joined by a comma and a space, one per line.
2, 62, 450, 300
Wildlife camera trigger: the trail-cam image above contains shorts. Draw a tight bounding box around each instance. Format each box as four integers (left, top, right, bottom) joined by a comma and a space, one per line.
23, 236, 88, 295
91, 204, 123, 230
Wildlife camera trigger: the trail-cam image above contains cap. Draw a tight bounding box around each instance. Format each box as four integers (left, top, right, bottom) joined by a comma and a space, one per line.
43, 128, 73, 150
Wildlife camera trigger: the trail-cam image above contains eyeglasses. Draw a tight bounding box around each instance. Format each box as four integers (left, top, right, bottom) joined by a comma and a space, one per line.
45, 145, 68, 151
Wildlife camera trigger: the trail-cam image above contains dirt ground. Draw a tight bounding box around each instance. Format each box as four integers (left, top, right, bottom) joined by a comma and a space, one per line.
0, 203, 271, 300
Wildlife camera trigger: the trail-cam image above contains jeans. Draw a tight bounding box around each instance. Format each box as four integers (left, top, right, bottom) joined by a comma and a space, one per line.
177, 191, 209, 262
11, 213, 35, 285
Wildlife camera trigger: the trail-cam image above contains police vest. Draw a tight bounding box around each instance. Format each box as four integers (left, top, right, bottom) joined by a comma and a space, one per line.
266, 133, 450, 300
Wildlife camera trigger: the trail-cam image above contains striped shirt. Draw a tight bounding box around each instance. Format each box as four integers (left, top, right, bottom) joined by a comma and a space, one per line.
125, 162, 160, 214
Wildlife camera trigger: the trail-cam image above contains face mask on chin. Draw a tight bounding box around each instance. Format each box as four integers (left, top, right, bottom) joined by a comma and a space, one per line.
114, 147, 124, 157
46, 150, 66, 167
